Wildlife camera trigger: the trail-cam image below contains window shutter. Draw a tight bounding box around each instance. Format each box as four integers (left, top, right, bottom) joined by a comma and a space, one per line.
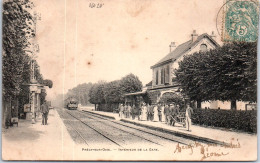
165, 65, 170, 84
161, 69, 164, 84
156, 70, 158, 85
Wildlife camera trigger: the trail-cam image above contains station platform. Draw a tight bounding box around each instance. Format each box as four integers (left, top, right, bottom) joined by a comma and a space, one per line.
80, 106, 257, 160
2, 108, 75, 160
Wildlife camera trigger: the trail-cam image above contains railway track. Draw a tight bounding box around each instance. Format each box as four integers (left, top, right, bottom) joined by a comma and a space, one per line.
66, 110, 123, 147
67, 110, 164, 147
79, 110, 191, 144
62, 109, 199, 148
79, 110, 226, 146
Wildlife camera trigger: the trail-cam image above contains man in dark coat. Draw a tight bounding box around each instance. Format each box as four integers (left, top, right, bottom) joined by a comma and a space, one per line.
40, 101, 49, 125
157, 103, 162, 122
147, 104, 154, 121
124, 104, 128, 118
137, 104, 141, 121
131, 104, 136, 120
171, 104, 179, 126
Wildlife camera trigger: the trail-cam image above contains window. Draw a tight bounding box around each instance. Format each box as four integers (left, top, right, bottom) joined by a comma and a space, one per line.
200, 44, 207, 52
156, 70, 159, 85
165, 65, 170, 84
161, 68, 164, 84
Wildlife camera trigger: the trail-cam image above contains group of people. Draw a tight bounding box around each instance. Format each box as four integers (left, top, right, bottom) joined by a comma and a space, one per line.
118, 102, 193, 131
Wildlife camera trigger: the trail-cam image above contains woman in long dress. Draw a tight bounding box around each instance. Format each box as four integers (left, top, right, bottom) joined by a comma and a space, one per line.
161, 104, 165, 122
153, 105, 159, 122
141, 103, 147, 121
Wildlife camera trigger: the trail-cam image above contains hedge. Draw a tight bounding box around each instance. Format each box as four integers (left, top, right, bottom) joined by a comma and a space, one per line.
97, 103, 119, 112
192, 108, 257, 133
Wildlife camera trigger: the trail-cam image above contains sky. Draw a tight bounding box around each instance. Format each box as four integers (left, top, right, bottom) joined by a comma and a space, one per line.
32, 0, 224, 100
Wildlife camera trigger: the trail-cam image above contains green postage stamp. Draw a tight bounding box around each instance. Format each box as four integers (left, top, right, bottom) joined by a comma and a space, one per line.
222, 0, 259, 42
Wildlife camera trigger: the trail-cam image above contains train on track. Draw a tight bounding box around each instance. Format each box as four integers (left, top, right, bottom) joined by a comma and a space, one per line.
65, 97, 78, 110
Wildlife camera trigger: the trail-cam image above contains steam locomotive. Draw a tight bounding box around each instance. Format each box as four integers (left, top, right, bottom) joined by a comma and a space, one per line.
65, 97, 78, 110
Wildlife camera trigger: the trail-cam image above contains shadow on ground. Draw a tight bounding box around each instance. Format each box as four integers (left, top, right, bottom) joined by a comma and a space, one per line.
2, 119, 44, 141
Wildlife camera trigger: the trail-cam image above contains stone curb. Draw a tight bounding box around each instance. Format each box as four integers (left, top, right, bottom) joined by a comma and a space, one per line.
82, 109, 228, 146
81, 110, 116, 120
120, 119, 228, 146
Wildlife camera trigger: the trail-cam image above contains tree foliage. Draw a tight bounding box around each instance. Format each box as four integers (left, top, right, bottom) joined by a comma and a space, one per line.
3, 0, 53, 115
66, 82, 94, 106
89, 74, 143, 106
43, 79, 53, 88
2, 0, 35, 99
103, 80, 121, 103
174, 42, 257, 109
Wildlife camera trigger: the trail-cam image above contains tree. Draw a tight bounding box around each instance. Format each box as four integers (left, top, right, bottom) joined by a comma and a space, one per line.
89, 81, 106, 110
89, 74, 143, 111
175, 42, 257, 110
103, 80, 121, 103
2, 1, 53, 127
66, 82, 93, 105
119, 73, 143, 101
3, 0, 34, 99
2, 0, 35, 127
174, 51, 209, 108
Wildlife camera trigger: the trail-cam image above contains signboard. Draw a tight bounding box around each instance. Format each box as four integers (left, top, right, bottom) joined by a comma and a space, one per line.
29, 85, 38, 92
24, 104, 31, 113
245, 104, 257, 111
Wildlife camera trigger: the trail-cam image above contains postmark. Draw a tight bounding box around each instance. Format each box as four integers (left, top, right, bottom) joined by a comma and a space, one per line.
222, 0, 259, 42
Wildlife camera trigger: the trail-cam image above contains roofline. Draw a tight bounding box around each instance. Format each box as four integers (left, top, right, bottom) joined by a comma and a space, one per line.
150, 59, 173, 69
147, 84, 180, 91
124, 91, 147, 96
150, 33, 220, 69
203, 33, 221, 47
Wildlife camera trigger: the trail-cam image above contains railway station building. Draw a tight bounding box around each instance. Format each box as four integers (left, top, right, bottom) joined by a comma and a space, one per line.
125, 30, 253, 110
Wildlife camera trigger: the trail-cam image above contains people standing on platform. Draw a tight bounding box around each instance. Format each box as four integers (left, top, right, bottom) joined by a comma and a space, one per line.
127, 104, 132, 119
146, 104, 150, 121
176, 104, 180, 116
40, 100, 49, 125
119, 104, 124, 118
171, 104, 178, 126
137, 104, 142, 121
157, 103, 162, 122
153, 104, 159, 122
141, 103, 147, 121
124, 104, 128, 118
169, 104, 175, 125
164, 104, 170, 124
46, 103, 50, 122
161, 103, 165, 122
147, 104, 153, 121
185, 104, 193, 131
131, 104, 136, 120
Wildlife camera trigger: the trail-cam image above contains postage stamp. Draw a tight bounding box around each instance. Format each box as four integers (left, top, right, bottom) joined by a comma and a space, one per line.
222, 0, 259, 42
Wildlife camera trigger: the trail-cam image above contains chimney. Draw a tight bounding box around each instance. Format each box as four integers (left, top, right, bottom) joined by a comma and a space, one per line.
210, 31, 216, 41
191, 30, 198, 42
169, 42, 176, 52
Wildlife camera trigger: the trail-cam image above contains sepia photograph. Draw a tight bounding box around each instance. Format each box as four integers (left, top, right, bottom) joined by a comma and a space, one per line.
1, 0, 258, 161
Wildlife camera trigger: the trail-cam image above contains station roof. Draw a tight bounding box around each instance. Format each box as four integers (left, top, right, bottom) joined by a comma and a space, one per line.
124, 91, 147, 96
150, 33, 220, 69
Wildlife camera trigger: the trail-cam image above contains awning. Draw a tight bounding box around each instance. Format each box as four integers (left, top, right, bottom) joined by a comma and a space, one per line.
124, 91, 147, 96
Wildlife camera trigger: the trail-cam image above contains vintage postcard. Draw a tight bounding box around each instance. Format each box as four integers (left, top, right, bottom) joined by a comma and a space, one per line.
2, 0, 258, 161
